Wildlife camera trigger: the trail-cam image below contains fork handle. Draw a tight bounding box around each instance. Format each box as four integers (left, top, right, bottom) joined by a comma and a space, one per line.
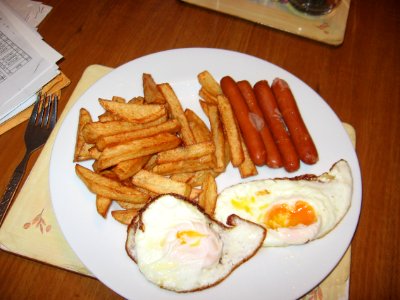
0, 152, 31, 227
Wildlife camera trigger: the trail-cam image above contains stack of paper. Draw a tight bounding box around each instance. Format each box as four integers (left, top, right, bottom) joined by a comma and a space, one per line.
0, 0, 62, 124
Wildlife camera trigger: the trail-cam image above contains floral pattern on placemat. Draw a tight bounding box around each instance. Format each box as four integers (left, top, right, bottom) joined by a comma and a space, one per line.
23, 209, 52, 234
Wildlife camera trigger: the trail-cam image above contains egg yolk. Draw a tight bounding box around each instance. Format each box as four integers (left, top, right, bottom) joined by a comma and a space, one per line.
264, 200, 317, 229
176, 230, 206, 247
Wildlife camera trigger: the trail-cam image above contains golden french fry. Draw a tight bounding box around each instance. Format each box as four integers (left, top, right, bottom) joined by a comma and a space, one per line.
128, 96, 145, 104
98, 111, 121, 122
199, 100, 210, 117
187, 169, 219, 187
158, 83, 196, 146
132, 170, 192, 198
112, 155, 151, 180
99, 99, 167, 124
152, 154, 215, 175
207, 103, 226, 172
217, 94, 244, 167
96, 195, 112, 218
189, 188, 202, 202
111, 209, 139, 225
96, 133, 181, 170
197, 70, 222, 96
74, 108, 93, 162
143, 154, 158, 171
75, 164, 150, 203
199, 87, 218, 104
117, 201, 141, 209
170, 172, 196, 183
156, 141, 215, 164
88, 146, 101, 160
111, 96, 126, 103
82, 115, 168, 144
96, 119, 181, 151
238, 133, 258, 178
185, 109, 211, 143
198, 172, 217, 215
143, 73, 166, 104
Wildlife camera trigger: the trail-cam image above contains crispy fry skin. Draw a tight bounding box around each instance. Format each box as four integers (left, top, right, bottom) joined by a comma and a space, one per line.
143, 73, 166, 104
152, 154, 215, 175
74, 108, 93, 162
185, 109, 211, 143
156, 141, 215, 164
198, 172, 217, 215
96, 195, 112, 218
217, 94, 244, 167
111, 209, 139, 225
96, 133, 181, 170
197, 70, 223, 97
95, 119, 181, 151
132, 170, 192, 198
112, 155, 151, 180
82, 116, 168, 144
75, 164, 149, 204
158, 83, 196, 146
99, 99, 167, 124
207, 103, 226, 173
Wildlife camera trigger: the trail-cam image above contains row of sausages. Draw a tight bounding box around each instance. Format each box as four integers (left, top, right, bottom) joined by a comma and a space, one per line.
220, 76, 318, 172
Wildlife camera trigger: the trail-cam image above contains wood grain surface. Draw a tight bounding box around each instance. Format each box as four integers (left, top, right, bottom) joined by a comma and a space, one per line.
0, 0, 399, 298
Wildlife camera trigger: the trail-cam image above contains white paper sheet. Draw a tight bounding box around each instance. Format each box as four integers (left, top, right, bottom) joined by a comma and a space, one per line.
0, 1, 61, 123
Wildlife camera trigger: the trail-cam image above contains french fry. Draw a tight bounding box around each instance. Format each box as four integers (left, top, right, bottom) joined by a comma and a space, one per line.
199, 99, 210, 117
96, 195, 112, 218
99, 99, 167, 124
95, 119, 181, 151
238, 134, 258, 178
98, 112, 121, 122
88, 146, 101, 160
199, 87, 218, 104
82, 116, 168, 144
189, 188, 202, 201
143, 73, 166, 104
112, 155, 151, 180
75, 164, 149, 204
156, 141, 215, 164
217, 94, 244, 167
74, 108, 93, 162
96, 133, 181, 170
128, 96, 145, 105
197, 70, 223, 96
111, 96, 126, 103
198, 173, 217, 215
158, 83, 196, 146
171, 170, 218, 187
207, 103, 226, 172
111, 209, 139, 225
152, 154, 215, 175
117, 201, 140, 209
185, 109, 211, 143
132, 170, 192, 198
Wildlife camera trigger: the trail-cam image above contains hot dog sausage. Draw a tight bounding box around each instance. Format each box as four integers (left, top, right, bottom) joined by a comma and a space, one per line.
220, 76, 266, 166
237, 80, 283, 168
271, 78, 318, 165
253, 80, 300, 172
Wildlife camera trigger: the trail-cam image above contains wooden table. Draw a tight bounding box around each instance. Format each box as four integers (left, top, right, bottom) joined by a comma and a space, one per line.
0, 0, 398, 298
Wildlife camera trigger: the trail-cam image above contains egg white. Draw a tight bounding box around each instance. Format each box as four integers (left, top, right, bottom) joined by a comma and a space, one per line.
126, 194, 266, 292
214, 160, 353, 247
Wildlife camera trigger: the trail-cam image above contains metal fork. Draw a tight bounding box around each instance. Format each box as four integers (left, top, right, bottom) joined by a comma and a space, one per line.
0, 94, 58, 226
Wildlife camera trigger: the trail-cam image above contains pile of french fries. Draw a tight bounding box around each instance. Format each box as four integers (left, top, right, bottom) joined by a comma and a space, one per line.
74, 71, 257, 225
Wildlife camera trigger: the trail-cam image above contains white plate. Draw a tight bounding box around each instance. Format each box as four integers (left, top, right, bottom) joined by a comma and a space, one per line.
50, 48, 362, 300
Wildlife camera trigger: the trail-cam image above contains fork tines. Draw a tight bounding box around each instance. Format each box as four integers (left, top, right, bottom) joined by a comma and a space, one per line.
30, 93, 58, 128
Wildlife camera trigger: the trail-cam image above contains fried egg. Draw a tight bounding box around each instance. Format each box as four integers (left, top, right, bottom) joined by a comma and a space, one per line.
126, 194, 266, 292
214, 160, 353, 247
